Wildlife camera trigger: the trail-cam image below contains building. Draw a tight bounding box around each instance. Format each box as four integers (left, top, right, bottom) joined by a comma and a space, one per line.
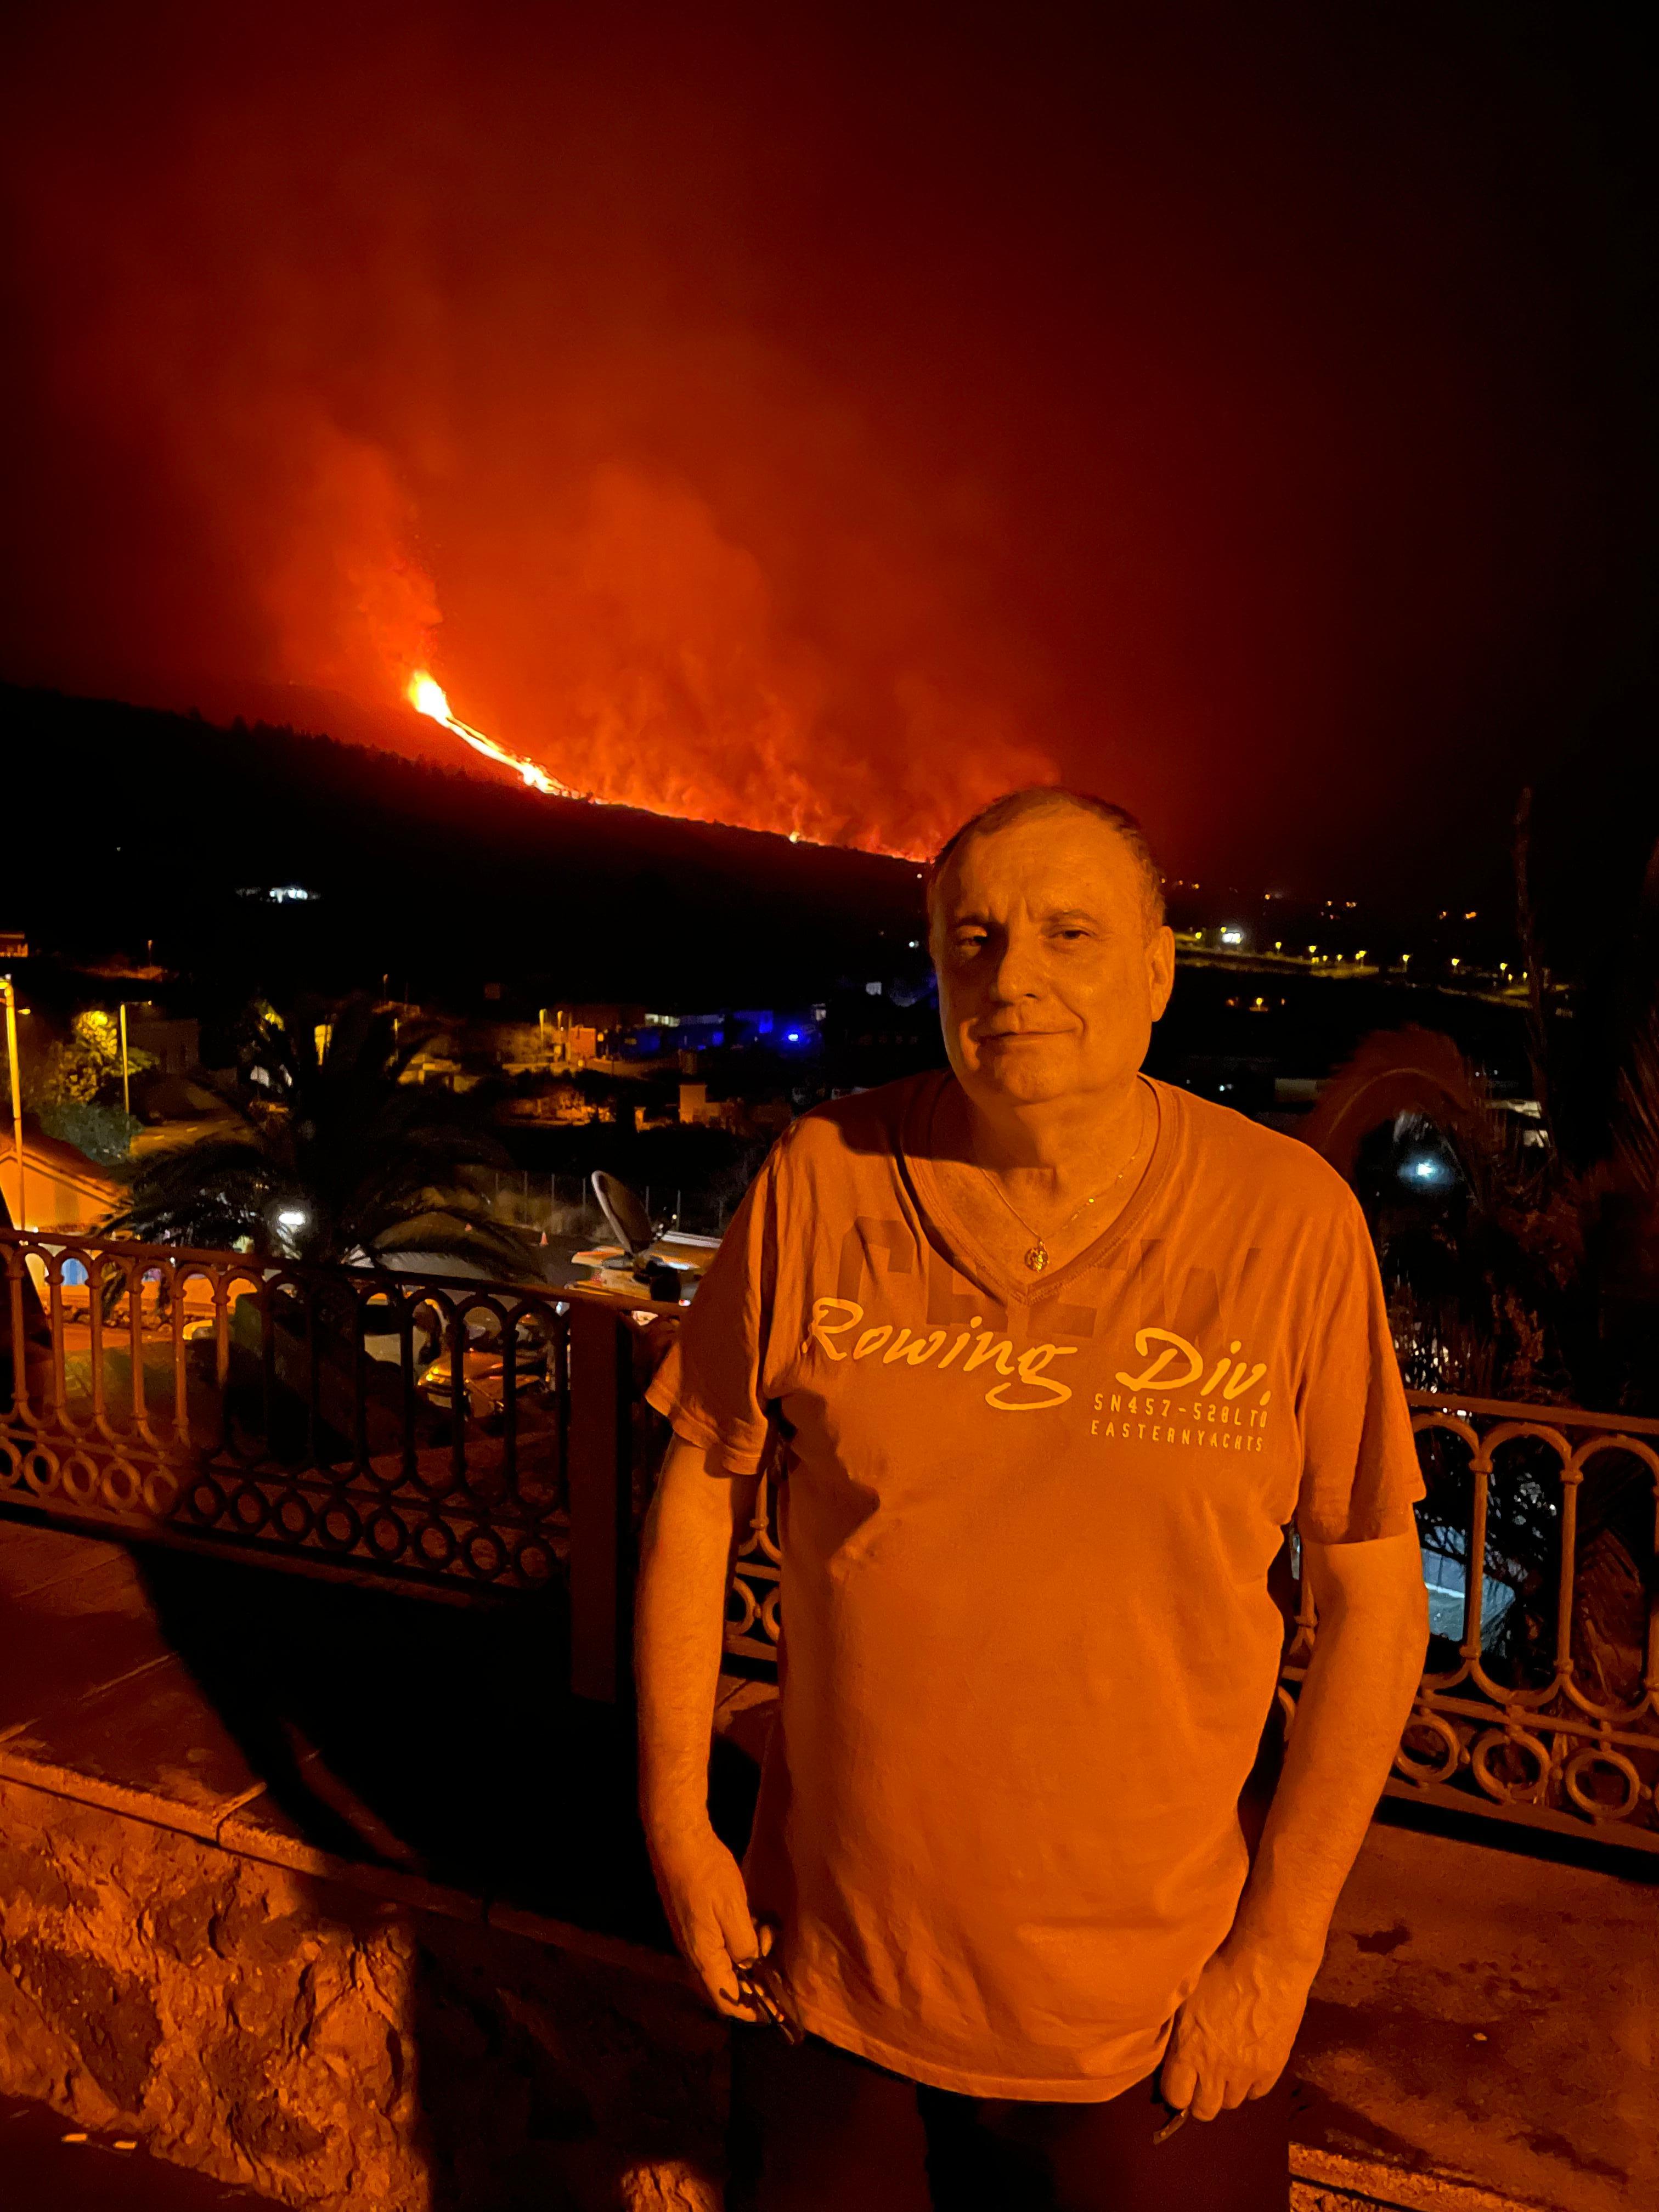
0, 1126, 121, 1233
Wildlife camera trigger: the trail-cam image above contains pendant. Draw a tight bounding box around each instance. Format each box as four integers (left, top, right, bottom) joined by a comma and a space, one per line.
1025, 1243, 1048, 1273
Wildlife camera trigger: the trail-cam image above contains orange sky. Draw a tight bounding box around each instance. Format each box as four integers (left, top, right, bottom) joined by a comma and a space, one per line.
2, 4, 1652, 884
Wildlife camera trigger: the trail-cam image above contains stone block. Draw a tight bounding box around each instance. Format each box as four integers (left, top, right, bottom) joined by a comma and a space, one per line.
0, 1775, 724, 2209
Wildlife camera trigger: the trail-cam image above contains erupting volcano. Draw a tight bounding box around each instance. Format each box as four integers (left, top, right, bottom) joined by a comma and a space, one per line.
406, 673, 582, 803
404, 667, 854, 850
1, 6, 1650, 899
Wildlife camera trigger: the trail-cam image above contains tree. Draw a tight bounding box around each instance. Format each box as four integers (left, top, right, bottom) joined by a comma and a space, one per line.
105, 996, 533, 1276
1307, 1020, 1658, 1412
1305, 989, 1659, 1697
15, 1009, 150, 1163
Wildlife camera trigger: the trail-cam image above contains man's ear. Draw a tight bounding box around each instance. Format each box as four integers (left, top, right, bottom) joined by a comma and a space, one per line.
1147, 925, 1177, 1020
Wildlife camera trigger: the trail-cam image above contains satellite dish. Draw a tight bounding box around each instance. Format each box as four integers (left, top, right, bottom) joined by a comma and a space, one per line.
591, 1170, 654, 1258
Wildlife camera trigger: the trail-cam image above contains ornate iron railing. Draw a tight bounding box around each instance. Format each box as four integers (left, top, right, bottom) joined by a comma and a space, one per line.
726, 1462, 782, 1667
726, 1391, 1659, 1857
1287, 1391, 1659, 1854
9, 1222, 1658, 1846
0, 1222, 580, 1591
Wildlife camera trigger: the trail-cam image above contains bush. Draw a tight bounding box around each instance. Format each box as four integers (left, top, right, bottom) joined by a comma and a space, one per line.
37, 1099, 142, 1164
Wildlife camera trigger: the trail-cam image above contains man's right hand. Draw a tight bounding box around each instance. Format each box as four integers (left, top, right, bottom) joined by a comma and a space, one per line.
635, 1437, 770, 2018
648, 1815, 767, 2018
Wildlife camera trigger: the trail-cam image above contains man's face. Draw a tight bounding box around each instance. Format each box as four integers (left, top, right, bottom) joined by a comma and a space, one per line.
932, 809, 1176, 1112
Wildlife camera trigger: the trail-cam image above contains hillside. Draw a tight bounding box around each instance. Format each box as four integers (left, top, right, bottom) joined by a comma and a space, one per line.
2, 685, 927, 1006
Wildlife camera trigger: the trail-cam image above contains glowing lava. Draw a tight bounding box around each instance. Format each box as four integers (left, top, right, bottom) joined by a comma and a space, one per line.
403, 669, 873, 853
406, 672, 583, 799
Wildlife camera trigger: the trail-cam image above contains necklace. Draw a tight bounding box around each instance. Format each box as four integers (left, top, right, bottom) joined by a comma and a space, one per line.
977, 1085, 1152, 1273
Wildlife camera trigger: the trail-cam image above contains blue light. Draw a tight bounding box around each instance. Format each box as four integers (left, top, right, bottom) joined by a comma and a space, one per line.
1402, 1152, 1452, 1188
786, 1030, 800, 1042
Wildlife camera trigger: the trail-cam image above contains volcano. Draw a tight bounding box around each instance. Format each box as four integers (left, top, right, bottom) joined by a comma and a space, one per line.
0, 684, 928, 1007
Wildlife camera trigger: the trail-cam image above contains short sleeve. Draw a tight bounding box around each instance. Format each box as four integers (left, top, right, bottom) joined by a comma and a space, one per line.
1293, 1196, 1425, 1544
644, 1134, 793, 1475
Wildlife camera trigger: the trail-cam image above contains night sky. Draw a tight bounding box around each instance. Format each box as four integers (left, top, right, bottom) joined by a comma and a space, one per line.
3, 4, 1654, 900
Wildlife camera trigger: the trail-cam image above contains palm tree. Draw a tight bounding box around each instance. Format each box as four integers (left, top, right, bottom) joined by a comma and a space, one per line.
105, 995, 533, 1278
1304, 994, 1659, 1699
1303, 794, 1659, 1415
1301, 1025, 1589, 1404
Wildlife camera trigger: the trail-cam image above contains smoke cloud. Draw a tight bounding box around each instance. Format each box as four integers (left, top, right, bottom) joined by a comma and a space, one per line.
2, 4, 1650, 881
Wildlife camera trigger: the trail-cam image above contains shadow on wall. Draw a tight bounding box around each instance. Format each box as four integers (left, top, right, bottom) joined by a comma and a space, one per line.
140, 1546, 754, 2209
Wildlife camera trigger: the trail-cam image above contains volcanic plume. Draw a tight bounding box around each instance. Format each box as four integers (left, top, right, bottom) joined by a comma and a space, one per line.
1, 6, 1652, 884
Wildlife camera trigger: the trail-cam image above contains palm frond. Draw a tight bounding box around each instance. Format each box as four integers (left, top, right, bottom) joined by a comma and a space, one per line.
99, 991, 518, 1267
1611, 1006, 1659, 1205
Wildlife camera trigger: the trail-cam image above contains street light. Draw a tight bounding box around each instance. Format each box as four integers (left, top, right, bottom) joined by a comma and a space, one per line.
1, 977, 24, 1231
119, 1000, 131, 1115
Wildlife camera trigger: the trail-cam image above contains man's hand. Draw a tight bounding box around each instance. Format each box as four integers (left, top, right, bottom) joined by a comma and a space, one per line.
648, 1816, 768, 2019
1161, 1533, 1428, 2121
635, 1437, 769, 2019
1159, 1939, 1314, 2121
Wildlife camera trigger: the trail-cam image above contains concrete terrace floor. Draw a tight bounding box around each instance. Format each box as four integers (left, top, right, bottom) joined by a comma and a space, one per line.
1295, 1817, 1656, 2210
0, 1518, 1653, 2212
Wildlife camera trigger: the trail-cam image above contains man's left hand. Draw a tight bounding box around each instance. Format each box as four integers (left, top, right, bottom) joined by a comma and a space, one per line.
1159, 1939, 1315, 2121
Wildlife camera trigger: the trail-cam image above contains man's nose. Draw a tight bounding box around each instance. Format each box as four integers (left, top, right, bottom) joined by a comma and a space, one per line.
986, 931, 1042, 1001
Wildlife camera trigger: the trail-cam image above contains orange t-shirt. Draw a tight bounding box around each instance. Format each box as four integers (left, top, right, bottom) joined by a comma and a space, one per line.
646, 1073, 1423, 2101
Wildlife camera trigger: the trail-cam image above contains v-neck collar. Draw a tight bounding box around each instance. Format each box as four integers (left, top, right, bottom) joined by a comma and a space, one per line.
897, 1070, 1180, 1310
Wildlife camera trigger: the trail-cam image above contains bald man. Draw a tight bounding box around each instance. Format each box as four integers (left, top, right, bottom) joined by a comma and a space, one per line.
637, 789, 1428, 2211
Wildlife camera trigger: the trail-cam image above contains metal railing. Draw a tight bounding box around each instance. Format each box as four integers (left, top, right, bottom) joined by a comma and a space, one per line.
726, 1391, 1659, 1858
8, 1223, 1658, 1850
726, 1464, 782, 1667
0, 1224, 647, 1700
1286, 1390, 1659, 1855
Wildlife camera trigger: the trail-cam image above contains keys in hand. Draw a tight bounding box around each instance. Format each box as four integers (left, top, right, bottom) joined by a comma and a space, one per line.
731, 1952, 806, 2045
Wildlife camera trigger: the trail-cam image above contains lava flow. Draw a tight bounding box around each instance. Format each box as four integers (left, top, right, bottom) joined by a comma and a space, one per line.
406, 669, 827, 846
406, 673, 583, 800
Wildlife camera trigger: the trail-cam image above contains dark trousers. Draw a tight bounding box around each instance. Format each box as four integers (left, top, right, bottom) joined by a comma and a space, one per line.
729, 2028, 1291, 2211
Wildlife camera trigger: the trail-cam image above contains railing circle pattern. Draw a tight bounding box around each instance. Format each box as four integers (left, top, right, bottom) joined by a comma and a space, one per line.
2, 1226, 574, 1598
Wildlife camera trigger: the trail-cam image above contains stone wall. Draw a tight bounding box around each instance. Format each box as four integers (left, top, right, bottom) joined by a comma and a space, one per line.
0, 1776, 723, 2209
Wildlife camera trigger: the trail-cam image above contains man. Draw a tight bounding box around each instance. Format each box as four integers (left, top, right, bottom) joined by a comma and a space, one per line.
637, 789, 1429, 2210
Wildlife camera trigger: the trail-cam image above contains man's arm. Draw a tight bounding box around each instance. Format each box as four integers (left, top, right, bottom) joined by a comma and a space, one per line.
1162, 1530, 1429, 2121
636, 1432, 766, 2016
